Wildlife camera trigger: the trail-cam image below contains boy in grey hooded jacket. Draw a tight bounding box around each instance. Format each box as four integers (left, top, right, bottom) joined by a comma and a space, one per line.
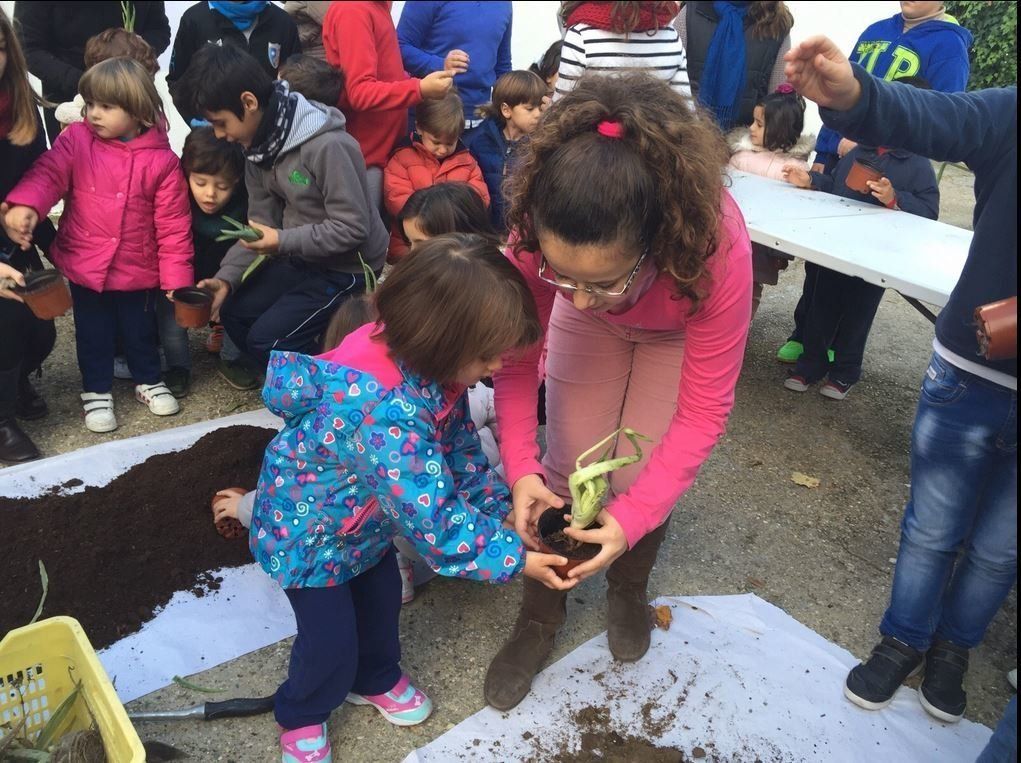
174, 43, 388, 369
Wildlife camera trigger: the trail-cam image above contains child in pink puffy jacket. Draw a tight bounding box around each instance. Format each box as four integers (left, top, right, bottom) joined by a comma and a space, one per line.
727, 84, 815, 317
3, 58, 194, 434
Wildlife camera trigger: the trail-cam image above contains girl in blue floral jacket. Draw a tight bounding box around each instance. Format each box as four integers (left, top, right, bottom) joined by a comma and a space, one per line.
219, 234, 575, 763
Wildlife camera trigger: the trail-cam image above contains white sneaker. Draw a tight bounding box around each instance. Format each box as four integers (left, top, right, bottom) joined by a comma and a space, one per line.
81, 392, 117, 432
1009, 668, 1017, 691
113, 355, 132, 380
135, 382, 180, 416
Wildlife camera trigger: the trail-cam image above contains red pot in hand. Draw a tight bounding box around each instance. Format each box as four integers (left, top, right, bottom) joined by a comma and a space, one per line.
537, 508, 600, 579
845, 158, 884, 194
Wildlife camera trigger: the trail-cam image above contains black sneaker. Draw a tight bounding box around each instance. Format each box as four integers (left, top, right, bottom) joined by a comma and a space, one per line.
16, 375, 48, 420
844, 636, 924, 710
164, 367, 191, 398
919, 641, 968, 722
217, 358, 260, 391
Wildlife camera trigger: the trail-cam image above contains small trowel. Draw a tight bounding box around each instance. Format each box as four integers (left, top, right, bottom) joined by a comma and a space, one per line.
129, 695, 275, 722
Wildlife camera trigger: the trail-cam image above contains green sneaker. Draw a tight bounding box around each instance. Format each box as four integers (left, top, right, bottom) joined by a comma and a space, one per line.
164, 367, 191, 398
217, 358, 260, 391
777, 340, 803, 363
777, 341, 835, 364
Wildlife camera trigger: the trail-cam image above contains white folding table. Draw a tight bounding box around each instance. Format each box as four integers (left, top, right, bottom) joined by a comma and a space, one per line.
727, 170, 973, 320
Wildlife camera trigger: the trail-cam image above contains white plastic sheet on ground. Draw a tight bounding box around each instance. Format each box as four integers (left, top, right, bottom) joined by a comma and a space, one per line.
405, 594, 991, 763
1, 410, 295, 703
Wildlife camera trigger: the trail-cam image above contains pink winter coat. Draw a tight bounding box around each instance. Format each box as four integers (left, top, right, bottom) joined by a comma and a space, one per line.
5, 120, 194, 292
726, 128, 815, 182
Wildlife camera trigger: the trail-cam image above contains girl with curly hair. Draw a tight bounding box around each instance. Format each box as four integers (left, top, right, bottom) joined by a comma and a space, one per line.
484, 71, 753, 710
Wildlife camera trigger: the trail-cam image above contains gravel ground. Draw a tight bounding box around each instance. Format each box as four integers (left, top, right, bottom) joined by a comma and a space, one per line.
5, 165, 1014, 761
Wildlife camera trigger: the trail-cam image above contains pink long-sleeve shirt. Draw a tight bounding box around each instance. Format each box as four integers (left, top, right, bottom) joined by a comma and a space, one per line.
494, 190, 752, 548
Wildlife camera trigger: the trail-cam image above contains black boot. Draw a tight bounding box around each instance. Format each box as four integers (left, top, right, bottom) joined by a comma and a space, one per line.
0, 418, 41, 462
17, 373, 49, 420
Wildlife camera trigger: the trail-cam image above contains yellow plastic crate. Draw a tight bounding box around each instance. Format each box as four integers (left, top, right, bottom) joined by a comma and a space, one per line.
0, 616, 144, 762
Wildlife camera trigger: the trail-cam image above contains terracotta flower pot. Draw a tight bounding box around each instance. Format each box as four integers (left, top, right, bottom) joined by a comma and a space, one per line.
173, 287, 213, 328
17, 270, 72, 319
537, 507, 600, 579
845, 158, 884, 194
974, 296, 1017, 360
211, 487, 249, 540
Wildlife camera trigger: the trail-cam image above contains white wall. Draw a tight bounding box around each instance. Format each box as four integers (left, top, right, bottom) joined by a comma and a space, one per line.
4, 0, 902, 152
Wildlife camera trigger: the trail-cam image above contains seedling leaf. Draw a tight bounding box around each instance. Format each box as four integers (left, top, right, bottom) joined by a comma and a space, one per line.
172, 675, 222, 694
568, 428, 650, 528
29, 561, 48, 625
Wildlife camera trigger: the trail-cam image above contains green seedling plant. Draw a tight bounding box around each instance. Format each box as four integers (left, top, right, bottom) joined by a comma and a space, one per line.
215, 216, 264, 243
569, 428, 650, 529
120, 1, 136, 32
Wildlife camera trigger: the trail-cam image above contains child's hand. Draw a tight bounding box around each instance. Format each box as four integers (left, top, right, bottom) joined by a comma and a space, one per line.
511, 474, 565, 551
837, 138, 858, 158
444, 49, 469, 74
240, 221, 279, 253
420, 69, 455, 100
561, 510, 629, 582
523, 551, 578, 591
212, 489, 243, 522
196, 277, 230, 321
782, 163, 812, 189
0, 262, 27, 302
866, 176, 896, 207
2, 203, 39, 250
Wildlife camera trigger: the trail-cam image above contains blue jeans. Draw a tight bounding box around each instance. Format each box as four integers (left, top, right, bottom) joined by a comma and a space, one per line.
880, 352, 1017, 650
155, 295, 191, 371
977, 696, 1017, 763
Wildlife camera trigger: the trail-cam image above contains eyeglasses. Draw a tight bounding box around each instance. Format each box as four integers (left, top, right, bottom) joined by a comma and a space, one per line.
538, 249, 647, 297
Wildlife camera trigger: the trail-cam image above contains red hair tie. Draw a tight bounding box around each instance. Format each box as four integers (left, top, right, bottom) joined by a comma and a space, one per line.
596, 119, 625, 139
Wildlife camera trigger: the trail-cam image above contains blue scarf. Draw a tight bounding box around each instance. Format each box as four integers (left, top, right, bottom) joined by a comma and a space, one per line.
698, 1, 750, 130
209, 1, 268, 31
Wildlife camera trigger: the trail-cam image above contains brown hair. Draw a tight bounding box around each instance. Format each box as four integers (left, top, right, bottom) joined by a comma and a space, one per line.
415, 89, 465, 141
79, 57, 164, 127
746, 2, 794, 41
0, 9, 44, 146
279, 53, 345, 106
396, 182, 496, 246
505, 71, 729, 308
559, 2, 678, 33
84, 28, 159, 75
182, 126, 245, 183
322, 294, 377, 352
476, 70, 546, 125
376, 234, 542, 383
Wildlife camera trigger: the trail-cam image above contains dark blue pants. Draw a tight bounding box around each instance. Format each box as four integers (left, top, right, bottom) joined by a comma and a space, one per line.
788, 261, 819, 344
275, 548, 403, 730
220, 259, 362, 370
795, 265, 885, 385
978, 696, 1018, 763
69, 283, 161, 392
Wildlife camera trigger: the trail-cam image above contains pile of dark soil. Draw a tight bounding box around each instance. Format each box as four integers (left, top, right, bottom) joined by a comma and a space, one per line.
543, 706, 689, 763
0, 426, 275, 648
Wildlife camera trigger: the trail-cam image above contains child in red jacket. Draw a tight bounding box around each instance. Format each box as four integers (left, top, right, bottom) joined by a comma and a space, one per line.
384, 90, 489, 260
322, 1, 456, 210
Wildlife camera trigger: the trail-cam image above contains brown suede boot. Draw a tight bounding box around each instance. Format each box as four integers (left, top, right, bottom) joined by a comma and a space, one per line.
605, 519, 671, 662
484, 577, 567, 711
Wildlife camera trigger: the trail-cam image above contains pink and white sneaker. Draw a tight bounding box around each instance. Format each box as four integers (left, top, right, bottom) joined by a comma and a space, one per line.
345, 674, 433, 726
397, 551, 415, 604
280, 723, 331, 763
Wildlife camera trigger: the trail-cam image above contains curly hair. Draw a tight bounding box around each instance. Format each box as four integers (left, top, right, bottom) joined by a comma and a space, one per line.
746, 2, 794, 41
505, 71, 730, 307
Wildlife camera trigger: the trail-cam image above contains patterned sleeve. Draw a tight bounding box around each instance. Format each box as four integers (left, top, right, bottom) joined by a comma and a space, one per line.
351, 389, 525, 583
439, 393, 512, 521
554, 25, 587, 100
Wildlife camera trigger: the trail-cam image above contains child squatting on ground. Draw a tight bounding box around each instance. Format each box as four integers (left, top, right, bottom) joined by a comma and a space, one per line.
4, 57, 194, 433
214, 234, 576, 763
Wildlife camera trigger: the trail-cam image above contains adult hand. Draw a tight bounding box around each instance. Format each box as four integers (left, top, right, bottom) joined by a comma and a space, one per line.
512, 474, 564, 551
420, 69, 455, 100
0, 262, 27, 302
562, 510, 628, 581
783, 35, 861, 111
782, 162, 812, 189
837, 138, 858, 158
867, 176, 896, 206
444, 49, 469, 74
196, 277, 230, 322
240, 221, 280, 254
2, 204, 39, 250
523, 550, 578, 591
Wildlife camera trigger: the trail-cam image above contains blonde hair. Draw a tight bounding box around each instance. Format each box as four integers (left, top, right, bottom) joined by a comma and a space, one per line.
79, 57, 164, 128
0, 9, 45, 146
